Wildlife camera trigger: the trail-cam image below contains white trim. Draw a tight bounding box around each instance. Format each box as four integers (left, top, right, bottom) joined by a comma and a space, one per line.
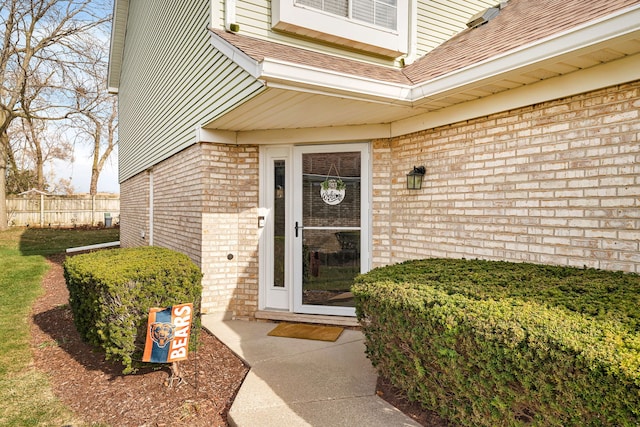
261, 58, 412, 103
229, 53, 640, 145
107, 0, 129, 91
210, 0, 220, 28
409, 3, 640, 103
196, 127, 237, 144
149, 169, 154, 246
208, 31, 264, 79
392, 53, 640, 137
237, 124, 390, 145
272, 0, 408, 57
208, 5, 640, 106
404, 0, 418, 65
259, 146, 293, 311
292, 142, 370, 317
224, 0, 237, 31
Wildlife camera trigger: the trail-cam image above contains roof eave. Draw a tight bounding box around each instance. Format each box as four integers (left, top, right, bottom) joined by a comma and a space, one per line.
409, 2, 640, 103
208, 29, 413, 105
107, 0, 129, 93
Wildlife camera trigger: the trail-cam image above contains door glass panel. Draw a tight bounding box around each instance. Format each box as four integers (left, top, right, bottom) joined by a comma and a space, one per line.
273, 160, 285, 287
301, 152, 361, 307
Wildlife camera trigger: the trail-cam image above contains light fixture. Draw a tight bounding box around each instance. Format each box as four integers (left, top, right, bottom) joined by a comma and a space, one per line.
406, 166, 426, 190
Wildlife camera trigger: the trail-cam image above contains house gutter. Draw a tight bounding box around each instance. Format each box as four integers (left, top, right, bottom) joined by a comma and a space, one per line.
209, 28, 411, 105
409, 2, 640, 103
209, 4, 640, 106
259, 59, 413, 105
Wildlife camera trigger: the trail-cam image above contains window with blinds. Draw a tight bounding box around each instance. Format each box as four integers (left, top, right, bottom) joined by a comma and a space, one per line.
272, 0, 408, 57
296, 0, 397, 30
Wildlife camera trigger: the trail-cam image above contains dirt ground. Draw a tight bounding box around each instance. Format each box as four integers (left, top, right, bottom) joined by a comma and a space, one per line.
30, 253, 447, 426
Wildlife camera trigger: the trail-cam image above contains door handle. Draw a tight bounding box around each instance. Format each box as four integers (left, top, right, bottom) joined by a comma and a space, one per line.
295, 221, 302, 237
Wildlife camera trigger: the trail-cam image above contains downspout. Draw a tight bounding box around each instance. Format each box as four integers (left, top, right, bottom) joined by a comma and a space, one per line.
225, 0, 239, 32
403, 0, 418, 65
149, 169, 154, 246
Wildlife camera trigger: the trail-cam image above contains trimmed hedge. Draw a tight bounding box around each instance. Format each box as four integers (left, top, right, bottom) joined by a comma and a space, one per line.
64, 247, 203, 373
353, 259, 640, 426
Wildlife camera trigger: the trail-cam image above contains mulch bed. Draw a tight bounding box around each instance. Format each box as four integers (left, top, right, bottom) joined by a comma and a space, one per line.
29, 253, 447, 426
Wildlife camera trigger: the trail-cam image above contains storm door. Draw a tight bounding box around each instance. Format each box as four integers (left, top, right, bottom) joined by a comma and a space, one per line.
292, 144, 370, 316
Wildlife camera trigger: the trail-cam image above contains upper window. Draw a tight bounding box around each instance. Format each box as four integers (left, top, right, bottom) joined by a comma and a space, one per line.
272, 0, 408, 57
296, 0, 398, 31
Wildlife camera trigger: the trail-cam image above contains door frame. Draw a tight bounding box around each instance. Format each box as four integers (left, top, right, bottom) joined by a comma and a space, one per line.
258, 143, 371, 316
292, 143, 371, 316
259, 146, 293, 312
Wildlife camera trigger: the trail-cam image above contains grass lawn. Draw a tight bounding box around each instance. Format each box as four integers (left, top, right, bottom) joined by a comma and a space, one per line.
0, 227, 119, 427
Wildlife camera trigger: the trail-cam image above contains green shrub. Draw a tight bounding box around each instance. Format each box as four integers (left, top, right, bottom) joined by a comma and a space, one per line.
64, 246, 203, 373
353, 259, 640, 426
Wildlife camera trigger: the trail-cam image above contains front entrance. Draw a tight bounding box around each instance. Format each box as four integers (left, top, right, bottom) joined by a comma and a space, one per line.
260, 143, 370, 317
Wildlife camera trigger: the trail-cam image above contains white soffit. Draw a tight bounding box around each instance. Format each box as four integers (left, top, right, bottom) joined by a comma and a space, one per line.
410, 3, 640, 104
208, 4, 640, 105
392, 53, 640, 138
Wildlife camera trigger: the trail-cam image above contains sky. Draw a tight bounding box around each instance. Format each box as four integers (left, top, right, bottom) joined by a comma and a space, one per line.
49, 144, 120, 194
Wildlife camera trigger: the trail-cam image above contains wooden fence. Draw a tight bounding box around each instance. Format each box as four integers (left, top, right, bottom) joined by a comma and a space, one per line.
7, 194, 120, 227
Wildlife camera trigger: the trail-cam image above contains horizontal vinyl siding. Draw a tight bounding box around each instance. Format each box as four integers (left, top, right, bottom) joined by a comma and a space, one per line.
225, 0, 402, 64
118, 0, 264, 182
235, 0, 270, 35
417, 0, 496, 56
220, 0, 497, 65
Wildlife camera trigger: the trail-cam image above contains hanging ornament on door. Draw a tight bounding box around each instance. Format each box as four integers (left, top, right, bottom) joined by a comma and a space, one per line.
320, 163, 346, 205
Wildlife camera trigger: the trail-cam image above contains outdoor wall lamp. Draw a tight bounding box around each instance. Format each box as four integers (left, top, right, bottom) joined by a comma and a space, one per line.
406, 166, 426, 190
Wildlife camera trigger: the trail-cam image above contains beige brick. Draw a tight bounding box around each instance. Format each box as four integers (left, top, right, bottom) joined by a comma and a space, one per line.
374, 81, 640, 273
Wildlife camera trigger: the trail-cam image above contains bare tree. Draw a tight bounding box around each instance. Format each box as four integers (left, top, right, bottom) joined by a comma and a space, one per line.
0, 0, 109, 229
8, 114, 73, 191
65, 32, 118, 195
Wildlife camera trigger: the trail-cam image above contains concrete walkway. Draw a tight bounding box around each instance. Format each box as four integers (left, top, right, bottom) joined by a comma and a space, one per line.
202, 316, 421, 427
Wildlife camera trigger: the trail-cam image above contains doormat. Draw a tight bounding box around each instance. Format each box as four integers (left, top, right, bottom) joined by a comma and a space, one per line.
267, 322, 344, 342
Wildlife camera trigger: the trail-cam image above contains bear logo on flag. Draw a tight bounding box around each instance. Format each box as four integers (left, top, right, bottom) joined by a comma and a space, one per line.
150, 322, 175, 348
143, 304, 192, 363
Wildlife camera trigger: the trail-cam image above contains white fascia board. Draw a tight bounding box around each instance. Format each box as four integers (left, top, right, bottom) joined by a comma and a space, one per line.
409, 3, 640, 102
208, 30, 264, 79
393, 53, 640, 137
260, 58, 413, 104
209, 5, 640, 108
196, 127, 237, 144
107, 0, 129, 91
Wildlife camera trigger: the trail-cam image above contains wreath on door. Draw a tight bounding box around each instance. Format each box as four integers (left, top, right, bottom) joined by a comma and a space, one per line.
320, 164, 346, 205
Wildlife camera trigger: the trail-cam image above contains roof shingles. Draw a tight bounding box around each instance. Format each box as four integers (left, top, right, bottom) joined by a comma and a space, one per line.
212, 0, 640, 86
403, 0, 640, 83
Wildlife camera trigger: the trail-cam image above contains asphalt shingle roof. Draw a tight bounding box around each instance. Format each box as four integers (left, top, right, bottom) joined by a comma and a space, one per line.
403, 0, 640, 83
212, 0, 640, 85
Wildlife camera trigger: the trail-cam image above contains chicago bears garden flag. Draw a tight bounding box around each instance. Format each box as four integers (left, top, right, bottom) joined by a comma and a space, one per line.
142, 303, 193, 363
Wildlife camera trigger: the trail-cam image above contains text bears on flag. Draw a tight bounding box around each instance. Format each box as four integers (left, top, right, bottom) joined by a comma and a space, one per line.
142, 303, 193, 363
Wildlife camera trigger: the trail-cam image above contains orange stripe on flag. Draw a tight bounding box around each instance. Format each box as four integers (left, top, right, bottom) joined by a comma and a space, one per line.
167, 303, 193, 363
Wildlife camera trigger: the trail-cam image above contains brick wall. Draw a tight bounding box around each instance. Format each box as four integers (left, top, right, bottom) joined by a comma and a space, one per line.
120, 171, 149, 248
119, 143, 260, 318
153, 144, 204, 265
200, 143, 259, 318
373, 81, 640, 273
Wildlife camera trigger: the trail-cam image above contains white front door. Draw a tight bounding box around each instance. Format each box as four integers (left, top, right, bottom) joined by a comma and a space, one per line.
260, 143, 370, 316
292, 144, 370, 316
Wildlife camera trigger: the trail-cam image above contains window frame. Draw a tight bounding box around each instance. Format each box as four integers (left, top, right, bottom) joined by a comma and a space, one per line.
272, 0, 408, 57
